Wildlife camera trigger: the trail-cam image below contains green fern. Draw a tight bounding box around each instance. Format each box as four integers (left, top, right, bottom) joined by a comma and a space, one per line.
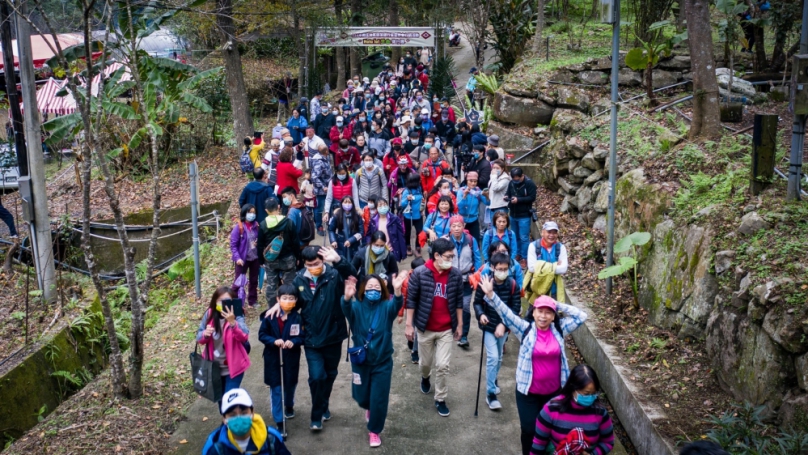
475, 73, 501, 95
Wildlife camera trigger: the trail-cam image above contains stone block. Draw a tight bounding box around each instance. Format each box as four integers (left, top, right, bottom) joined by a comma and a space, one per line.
493, 90, 555, 127
558, 177, 580, 195
578, 70, 609, 85
573, 166, 594, 178
577, 185, 594, 209
618, 68, 642, 86
659, 55, 691, 70
556, 87, 591, 112
581, 152, 603, 171
738, 211, 771, 236
584, 169, 604, 186
593, 144, 610, 160
594, 182, 610, 213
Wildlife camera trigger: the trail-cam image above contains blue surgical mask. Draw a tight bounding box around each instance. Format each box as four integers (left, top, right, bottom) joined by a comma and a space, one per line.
575, 392, 597, 407
473, 152, 480, 159
337, 174, 347, 181
245, 213, 256, 222
226, 415, 253, 437
365, 289, 382, 301
371, 245, 386, 255
283, 197, 292, 206
378, 206, 389, 215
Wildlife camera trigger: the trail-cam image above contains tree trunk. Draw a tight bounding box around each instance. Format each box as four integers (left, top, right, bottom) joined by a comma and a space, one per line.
216, 0, 253, 145
390, 0, 401, 64
770, 41, 799, 72
335, 0, 346, 92
350, 0, 362, 77
753, 25, 765, 72
529, 0, 546, 56
645, 63, 657, 105
684, 0, 721, 138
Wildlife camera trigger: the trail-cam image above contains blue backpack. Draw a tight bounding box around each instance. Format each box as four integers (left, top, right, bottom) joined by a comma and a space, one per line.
239, 149, 254, 174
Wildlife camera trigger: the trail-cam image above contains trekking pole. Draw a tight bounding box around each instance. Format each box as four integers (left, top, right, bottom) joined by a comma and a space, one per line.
279, 345, 288, 438
474, 330, 484, 417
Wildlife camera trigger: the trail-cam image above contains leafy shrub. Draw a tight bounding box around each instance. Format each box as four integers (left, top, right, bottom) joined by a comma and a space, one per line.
704, 402, 808, 454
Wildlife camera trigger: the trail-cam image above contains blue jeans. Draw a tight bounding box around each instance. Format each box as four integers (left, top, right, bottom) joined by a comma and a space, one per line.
305, 342, 342, 423
510, 216, 531, 259
221, 372, 244, 397
484, 331, 507, 395
270, 383, 298, 425
314, 194, 326, 229
359, 200, 367, 210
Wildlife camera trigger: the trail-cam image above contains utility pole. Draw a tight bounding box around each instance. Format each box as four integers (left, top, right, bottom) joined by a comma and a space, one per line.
189, 161, 201, 299
16, 2, 57, 302
605, 0, 620, 294
786, 0, 808, 201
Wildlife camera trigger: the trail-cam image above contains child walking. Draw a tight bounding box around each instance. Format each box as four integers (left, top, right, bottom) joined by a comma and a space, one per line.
258, 284, 305, 435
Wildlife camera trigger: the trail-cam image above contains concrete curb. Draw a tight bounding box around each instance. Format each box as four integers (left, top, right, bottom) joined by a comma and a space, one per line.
566, 289, 678, 455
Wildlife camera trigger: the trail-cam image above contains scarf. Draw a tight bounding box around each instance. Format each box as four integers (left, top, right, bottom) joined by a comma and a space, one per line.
365, 246, 389, 277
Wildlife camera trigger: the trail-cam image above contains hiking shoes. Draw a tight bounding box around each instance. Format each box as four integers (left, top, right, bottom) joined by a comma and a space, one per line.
435, 400, 450, 417
458, 336, 470, 348
369, 432, 382, 447
420, 376, 432, 394
310, 420, 323, 431
487, 393, 502, 410
284, 407, 295, 419
411, 351, 419, 364
322, 410, 332, 421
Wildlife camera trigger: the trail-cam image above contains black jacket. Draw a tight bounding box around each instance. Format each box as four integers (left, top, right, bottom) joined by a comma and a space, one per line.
351, 246, 400, 294
506, 177, 537, 219
435, 120, 456, 144
314, 112, 336, 140
473, 274, 520, 332
464, 157, 492, 189
406, 262, 463, 332
256, 215, 301, 265
238, 181, 276, 225
258, 311, 303, 388
292, 256, 355, 348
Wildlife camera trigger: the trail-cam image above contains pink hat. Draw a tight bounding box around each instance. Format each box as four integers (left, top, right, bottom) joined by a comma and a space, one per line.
466, 171, 479, 180
532, 296, 557, 312
449, 215, 465, 226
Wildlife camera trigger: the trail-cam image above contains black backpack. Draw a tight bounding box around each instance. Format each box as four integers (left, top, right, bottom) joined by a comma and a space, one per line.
299, 206, 316, 243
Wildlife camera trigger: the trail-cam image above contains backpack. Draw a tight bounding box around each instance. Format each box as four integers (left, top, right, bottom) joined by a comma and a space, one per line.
298, 207, 316, 243
239, 148, 254, 174
264, 233, 284, 262
533, 240, 562, 262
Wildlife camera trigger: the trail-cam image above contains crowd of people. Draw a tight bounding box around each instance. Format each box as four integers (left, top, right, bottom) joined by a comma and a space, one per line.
202, 56, 728, 455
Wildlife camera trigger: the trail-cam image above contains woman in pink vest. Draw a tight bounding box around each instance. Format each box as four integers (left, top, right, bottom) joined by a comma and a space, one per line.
196, 286, 251, 398
323, 163, 360, 223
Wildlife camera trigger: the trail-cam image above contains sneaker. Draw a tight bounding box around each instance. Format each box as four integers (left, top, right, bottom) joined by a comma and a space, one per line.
365, 409, 370, 422
322, 410, 332, 421
487, 393, 502, 410
435, 400, 450, 417
411, 351, 419, 364
317, 227, 325, 236
369, 432, 382, 447
407, 246, 413, 257
310, 421, 323, 431
420, 376, 432, 394
284, 407, 295, 419
458, 336, 469, 348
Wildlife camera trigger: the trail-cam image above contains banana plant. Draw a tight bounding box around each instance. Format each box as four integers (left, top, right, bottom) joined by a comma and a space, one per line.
624, 20, 686, 107
598, 231, 651, 309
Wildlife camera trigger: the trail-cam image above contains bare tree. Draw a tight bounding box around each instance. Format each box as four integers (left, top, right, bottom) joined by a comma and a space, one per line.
529, 0, 546, 56
215, 0, 253, 144
335, 0, 346, 91
683, 0, 722, 138
389, 0, 401, 64
349, 0, 362, 77
461, 0, 490, 70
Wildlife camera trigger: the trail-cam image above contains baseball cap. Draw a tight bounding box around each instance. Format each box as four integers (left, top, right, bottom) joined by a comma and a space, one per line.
542, 221, 559, 232
398, 157, 409, 165
532, 296, 557, 312
469, 67, 478, 74
401, 115, 412, 124
336, 116, 344, 122
220, 388, 253, 414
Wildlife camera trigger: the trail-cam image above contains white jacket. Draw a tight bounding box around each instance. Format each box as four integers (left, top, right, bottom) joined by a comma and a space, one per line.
487, 170, 511, 210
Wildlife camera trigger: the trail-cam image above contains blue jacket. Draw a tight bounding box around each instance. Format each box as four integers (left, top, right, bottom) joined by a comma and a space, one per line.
202, 416, 290, 455
423, 211, 452, 238
481, 228, 518, 262
258, 311, 304, 388
238, 182, 276, 225
286, 116, 308, 144
456, 187, 489, 224
341, 295, 403, 365
399, 189, 423, 220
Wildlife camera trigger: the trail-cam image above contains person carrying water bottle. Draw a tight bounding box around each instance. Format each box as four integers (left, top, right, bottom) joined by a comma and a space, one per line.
341, 271, 408, 447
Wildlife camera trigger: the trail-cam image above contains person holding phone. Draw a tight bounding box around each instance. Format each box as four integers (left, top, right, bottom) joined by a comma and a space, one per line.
196, 287, 251, 398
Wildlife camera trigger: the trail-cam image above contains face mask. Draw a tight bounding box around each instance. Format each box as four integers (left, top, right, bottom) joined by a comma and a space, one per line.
575, 393, 597, 407
493, 170, 501, 177
365, 289, 382, 301
421, 115, 428, 120
494, 270, 509, 281
337, 174, 347, 181
380, 96, 386, 100
340, 147, 348, 152
378, 206, 389, 215
363, 161, 374, 169
441, 115, 449, 121
244, 213, 256, 222
336, 122, 344, 127
370, 208, 377, 216
473, 152, 480, 160
441, 188, 450, 196
342, 203, 353, 211
332, 110, 339, 115
307, 265, 324, 277
410, 138, 418, 144
433, 98, 438, 102
424, 142, 433, 148
436, 258, 452, 270
416, 95, 423, 101
371, 245, 386, 255
393, 145, 402, 151
226, 415, 253, 437
283, 197, 292, 206
279, 299, 295, 313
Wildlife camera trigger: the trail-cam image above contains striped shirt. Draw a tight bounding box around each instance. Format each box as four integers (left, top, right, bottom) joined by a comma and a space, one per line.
483, 294, 587, 395
531, 397, 615, 455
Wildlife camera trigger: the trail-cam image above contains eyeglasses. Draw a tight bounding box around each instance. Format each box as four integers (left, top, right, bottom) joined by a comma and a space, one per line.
440, 253, 456, 261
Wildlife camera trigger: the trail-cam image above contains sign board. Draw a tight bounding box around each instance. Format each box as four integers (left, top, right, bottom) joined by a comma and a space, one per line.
315, 27, 435, 47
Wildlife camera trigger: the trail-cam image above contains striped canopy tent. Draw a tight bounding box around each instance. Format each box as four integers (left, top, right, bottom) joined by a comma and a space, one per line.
32, 63, 131, 116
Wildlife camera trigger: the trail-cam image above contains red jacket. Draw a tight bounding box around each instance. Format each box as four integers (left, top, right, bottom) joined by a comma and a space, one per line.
427, 191, 458, 214
418, 72, 430, 92
329, 125, 354, 152
275, 161, 303, 193
333, 146, 361, 170
382, 152, 413, 179
420, 159, 451, 193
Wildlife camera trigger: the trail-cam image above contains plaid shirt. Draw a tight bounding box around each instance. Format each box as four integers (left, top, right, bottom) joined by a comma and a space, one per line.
484, 294, 587, 395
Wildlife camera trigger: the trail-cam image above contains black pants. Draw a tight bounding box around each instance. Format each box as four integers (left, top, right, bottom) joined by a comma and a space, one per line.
515, 388, 560, 455
404, 218, 423, 250
0, 199, 17, 236
304, 341, 343, 423
466, 219, 480, 243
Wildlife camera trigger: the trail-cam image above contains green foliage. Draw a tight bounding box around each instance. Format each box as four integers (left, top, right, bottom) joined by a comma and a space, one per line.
167, 253, 196, 282
598, 231, 651, 307
475, 73, 501, 95
705, 402, 808, 454
614, 231, 652, 253
428, 56, 457, 103
11, 311, 25, 320
34, 405, 48, 423
626, 342, 641, 353
597, 256, 637, 278
650, 337, 668, 349
486, 0, 537, 73
673, 169, 747, 216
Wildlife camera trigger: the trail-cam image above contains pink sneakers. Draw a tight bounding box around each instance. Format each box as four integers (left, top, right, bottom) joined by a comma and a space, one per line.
369, 432, 381, 447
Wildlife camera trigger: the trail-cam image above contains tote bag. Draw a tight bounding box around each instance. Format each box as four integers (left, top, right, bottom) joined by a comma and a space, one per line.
190, 343, 223, 402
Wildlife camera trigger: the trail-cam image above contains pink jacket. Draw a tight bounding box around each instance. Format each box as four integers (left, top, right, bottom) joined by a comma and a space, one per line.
196, 309, 251, 378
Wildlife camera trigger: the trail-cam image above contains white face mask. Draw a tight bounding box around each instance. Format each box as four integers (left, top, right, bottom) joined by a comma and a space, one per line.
436, 258, 453, 270
363, 161, 374, 169
441, 188, 450, 196
494, 270, 509, 281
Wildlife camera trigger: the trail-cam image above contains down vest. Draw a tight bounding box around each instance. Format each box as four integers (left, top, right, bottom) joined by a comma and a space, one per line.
406, 263, 464, 333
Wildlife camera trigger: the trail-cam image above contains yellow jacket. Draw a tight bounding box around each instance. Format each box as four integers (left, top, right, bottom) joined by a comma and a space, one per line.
523, 260, 565, 303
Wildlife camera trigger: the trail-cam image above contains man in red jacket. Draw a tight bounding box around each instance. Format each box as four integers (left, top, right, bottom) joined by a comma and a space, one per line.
329, 116, 353, 153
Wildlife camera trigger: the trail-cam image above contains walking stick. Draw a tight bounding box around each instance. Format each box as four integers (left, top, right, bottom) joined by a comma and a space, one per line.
472, 288, 484, 417
279, 345, 288, 438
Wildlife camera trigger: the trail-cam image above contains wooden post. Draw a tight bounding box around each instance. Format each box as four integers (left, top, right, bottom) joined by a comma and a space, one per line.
750, 114, 778, 195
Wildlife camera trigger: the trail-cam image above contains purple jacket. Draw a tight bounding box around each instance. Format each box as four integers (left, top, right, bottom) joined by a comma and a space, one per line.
365, 213, 407, 262
387, 167, 417, 198
230, 221, 259, 263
